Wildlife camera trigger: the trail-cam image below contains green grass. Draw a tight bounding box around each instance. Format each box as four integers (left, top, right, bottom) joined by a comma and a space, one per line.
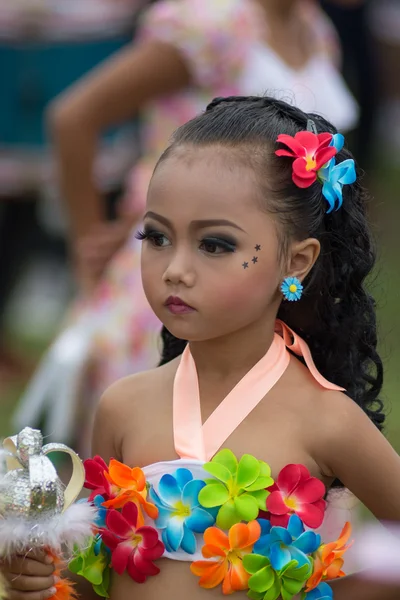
0, 337, 48, 439
0, 383, 20, 438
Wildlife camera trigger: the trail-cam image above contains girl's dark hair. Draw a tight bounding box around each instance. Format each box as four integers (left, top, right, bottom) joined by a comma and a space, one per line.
157, 95, 384, 447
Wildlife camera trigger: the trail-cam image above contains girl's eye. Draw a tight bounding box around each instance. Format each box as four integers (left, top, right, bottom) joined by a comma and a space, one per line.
135, 229, 171, 248
200, 237, 236, 255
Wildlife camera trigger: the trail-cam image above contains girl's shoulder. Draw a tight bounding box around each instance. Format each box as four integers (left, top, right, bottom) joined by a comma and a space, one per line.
98, 360, 179, 415
92, 361, 179, 459
270, 354, 351, 436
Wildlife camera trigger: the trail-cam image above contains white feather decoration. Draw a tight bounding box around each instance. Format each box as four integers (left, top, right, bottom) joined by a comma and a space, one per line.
0, 428, 97, 561
0, 501, 96, 557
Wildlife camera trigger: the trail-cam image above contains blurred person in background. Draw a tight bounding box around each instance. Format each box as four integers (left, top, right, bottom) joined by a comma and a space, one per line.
15, 0, 358, 453
0, 0, 142, 386
321, 0, 378, 169
368, 0, 400, 158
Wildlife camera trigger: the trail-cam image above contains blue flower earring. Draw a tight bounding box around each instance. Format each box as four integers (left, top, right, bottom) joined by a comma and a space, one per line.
281, 277, 303, 301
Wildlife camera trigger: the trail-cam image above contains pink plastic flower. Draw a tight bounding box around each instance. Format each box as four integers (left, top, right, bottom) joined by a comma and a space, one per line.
276, 132, 337, 188
262, 464, 326, 528
100, 502, 164, 583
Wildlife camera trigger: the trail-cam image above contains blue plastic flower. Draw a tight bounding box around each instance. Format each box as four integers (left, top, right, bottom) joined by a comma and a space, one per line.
254, 515, 320, 571
149, 468, 216, 554
330, 133, 345, 152
280, 277, 303, 301
93, 494, 108, 528
318, 157, 356, 213
93, 532, 108, 556
305, 582, 333, 600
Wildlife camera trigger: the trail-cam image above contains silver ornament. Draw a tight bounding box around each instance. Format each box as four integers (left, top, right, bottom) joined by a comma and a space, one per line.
0, 427, 83, 519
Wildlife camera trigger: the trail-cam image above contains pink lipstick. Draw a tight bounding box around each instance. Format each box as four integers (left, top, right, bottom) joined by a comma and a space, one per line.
165, 296, 195, 315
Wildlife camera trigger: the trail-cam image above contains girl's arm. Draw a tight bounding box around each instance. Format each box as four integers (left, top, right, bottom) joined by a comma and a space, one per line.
316, 392, 400, 599
330, 574, 399, 599
47, 39, 191, 288
64, 386, 124, 600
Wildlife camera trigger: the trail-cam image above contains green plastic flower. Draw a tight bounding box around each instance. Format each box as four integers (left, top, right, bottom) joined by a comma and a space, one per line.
198, 449, 274, 529
68, 536, 111, 598
243, 554, 312, 600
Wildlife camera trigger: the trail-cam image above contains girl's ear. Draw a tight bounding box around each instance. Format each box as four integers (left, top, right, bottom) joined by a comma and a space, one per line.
286, 237, 320, 282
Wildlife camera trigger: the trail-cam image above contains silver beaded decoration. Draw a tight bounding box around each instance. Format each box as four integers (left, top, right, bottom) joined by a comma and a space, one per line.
0, 427, 64, 519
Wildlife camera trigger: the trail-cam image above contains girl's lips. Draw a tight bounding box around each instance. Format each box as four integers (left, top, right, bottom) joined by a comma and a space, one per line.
167, 304, 195, 315
165, 296, 195, 315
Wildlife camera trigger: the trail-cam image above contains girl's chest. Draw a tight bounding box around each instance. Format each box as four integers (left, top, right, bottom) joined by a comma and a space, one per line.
120, 393, 323, 482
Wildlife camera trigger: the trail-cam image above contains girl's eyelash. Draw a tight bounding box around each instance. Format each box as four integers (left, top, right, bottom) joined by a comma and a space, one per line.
135, 229, 148, 240
135, 228, 164, 241
201, 237, 237, 252
136, 230, 236, 252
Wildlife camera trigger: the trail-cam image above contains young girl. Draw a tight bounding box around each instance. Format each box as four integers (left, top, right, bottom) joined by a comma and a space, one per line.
15, 0, 359, 457
4, 96, 400, 600
48, 0, 358, 402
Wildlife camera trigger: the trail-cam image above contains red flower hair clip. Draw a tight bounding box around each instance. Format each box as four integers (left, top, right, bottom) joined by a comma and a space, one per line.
276, 131, 337, 188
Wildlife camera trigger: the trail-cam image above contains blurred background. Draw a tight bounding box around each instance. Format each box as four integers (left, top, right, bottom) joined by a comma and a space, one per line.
0, 0, 399, 467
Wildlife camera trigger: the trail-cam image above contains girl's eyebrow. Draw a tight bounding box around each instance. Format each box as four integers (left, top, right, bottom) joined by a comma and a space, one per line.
144, 211, 172, 228
144, 211, 246, 233
191, 219, 246, 233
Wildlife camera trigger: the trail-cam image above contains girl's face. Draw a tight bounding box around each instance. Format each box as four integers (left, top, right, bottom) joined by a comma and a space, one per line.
141, 146, 284, 343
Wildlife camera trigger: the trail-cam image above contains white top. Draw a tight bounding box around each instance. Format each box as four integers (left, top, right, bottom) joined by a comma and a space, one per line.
239, 42, 359, 133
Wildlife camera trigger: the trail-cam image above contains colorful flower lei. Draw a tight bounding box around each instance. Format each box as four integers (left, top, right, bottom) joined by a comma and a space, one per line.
69, 451, 352, 599
275, 129, 356, 213
69, 457, 164, 597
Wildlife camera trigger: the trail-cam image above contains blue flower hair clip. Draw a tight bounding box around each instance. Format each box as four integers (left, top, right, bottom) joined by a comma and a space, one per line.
318, 134, 357, 213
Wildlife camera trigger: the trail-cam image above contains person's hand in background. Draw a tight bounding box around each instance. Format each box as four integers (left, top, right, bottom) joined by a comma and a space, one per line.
74, 206, 141, 295
47, 40, 190, 292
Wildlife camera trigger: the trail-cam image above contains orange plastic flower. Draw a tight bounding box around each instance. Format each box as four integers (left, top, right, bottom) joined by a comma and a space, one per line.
102, 459, 158, 526
46, 554, 78, 600
190, 520, 261, 595
50, 578, 78, 600
306, 522, 352, 592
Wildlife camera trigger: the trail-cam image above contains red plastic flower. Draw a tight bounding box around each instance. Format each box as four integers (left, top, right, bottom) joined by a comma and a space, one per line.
84, 455, 116, 502
100, 502, 164, 584
276, 132, 337, 188
262, 464, 326, 528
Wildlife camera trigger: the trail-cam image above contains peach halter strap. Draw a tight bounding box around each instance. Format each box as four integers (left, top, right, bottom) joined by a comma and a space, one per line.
173, 319, 344, 462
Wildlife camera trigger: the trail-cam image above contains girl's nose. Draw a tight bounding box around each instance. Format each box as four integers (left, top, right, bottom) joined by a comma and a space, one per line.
162, 249, 196, 287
